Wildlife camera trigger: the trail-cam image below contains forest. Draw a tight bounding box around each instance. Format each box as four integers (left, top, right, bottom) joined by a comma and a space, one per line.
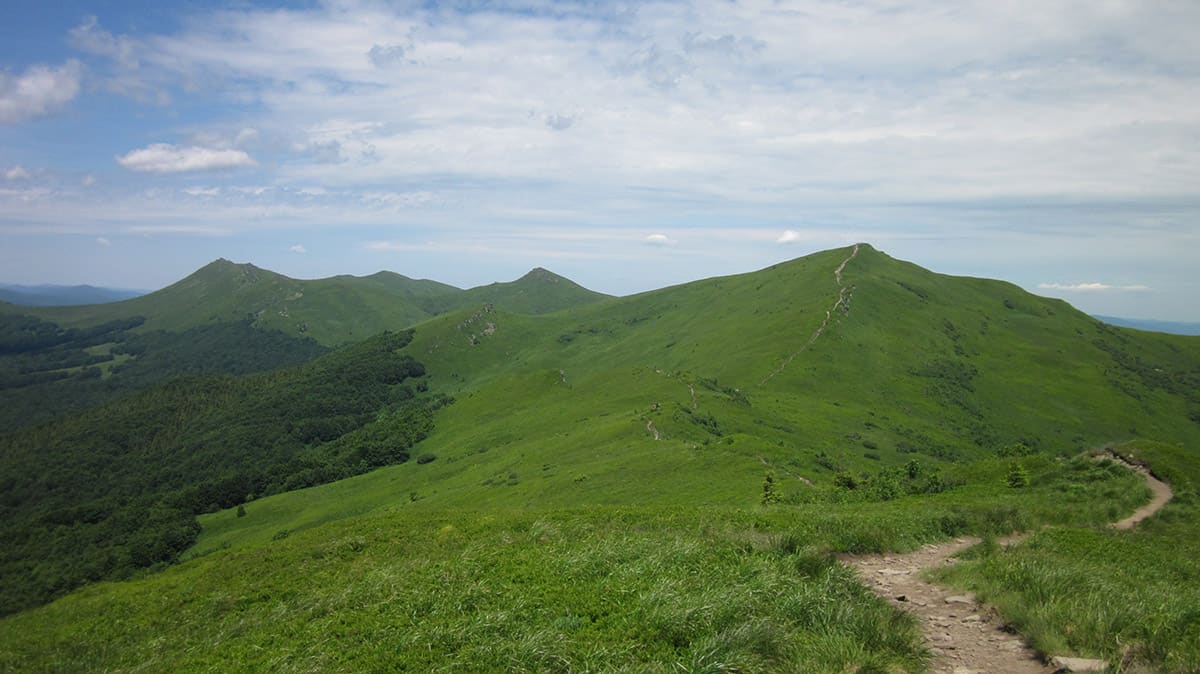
0, 314, 331, 430
0, 329, 445, 615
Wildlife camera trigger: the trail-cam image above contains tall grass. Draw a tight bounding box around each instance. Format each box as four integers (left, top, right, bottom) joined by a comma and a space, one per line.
0, 508, 929, 673
933, 441, 1200, 673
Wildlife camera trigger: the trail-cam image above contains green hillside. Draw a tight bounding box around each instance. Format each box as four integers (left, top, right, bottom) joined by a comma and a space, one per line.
6, 259, 612, 347
0, 260, 609, 430
2, 244, 1198, 672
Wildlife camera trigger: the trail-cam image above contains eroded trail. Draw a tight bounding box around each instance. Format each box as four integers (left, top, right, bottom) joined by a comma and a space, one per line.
760, 243, 859, 386
844, 455, 1172, 673
846, 540, 1052, 674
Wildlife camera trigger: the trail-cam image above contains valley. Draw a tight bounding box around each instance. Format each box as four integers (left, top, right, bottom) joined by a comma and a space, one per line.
1, 244, 1198, 673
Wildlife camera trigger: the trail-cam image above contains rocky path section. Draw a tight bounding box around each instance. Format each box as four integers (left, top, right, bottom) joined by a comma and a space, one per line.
760, 243, 859, 386
845, 455, 1172, 673
845, 540, 1053, 674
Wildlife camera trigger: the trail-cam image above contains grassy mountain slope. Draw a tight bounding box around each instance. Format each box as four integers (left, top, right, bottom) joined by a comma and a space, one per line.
2, 244, 1198, 672
6, 260, 611, 347
185, 244, 1199, 548
11, 260, 445, 346
457, 267, 614, 316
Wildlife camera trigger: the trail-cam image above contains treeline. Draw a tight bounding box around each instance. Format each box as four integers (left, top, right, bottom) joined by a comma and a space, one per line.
0, 330, 447, 615
0, 314, 329, 430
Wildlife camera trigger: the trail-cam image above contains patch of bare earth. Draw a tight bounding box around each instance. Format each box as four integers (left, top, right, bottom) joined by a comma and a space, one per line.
844, 538, 1051, 674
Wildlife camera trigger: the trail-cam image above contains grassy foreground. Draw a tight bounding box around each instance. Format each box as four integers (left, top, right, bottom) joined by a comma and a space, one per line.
936, 441, 1200, 673
1, 508, 930, 673
0, 456, 1151, 673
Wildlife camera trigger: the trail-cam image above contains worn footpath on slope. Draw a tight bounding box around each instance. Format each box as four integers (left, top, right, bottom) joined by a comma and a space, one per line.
843, 457, 1173, 673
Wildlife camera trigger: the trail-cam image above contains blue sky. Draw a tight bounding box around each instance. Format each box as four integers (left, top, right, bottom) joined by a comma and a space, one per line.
1, 0, 1198, 320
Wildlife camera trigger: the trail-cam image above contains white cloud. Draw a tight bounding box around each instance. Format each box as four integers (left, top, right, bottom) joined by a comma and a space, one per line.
116, 144, 256, 173
4, 166, 31, 180
184, 186, 221, 196
288, 244, 307, 253
81, 174, 96, 187
123, 224, 232, 235
234, 128, 259, 147
644, 234, 675, 246
776, 230, 802, 244
1038, 282, 1151, 292
0, 61, 82, 123
97, 237, 111, 246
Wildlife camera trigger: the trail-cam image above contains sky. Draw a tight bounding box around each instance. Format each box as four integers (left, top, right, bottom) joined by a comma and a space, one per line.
1, 0, 1198, 321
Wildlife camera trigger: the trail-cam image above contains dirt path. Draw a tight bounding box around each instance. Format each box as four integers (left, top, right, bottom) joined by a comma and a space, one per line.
760, 243, 859, 386
645, 419, 660, 440
844, 457, 1172, 673
846, 539, 1052, 674
1107, 454, 1172, 530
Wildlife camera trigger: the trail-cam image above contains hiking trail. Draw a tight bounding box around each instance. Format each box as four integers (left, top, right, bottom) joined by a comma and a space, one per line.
844, 454, 1172, 673
760, 243, 859, 386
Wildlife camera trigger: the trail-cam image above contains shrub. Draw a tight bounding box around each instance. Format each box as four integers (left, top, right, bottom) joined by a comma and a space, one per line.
1007, 462, 1030, 488
416, 453, 437, 465
761, 473, 780, 505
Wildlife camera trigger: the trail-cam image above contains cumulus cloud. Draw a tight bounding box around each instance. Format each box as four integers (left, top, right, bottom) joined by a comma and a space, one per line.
97, 237, 111, 246
644, 234, 675, 246
1038, 282, 1151, 292
288, 244, 307, 253
776, 230, 803, 244
116, 144, 256, 173
0, 61, 82, 123
4, 166, 31, 180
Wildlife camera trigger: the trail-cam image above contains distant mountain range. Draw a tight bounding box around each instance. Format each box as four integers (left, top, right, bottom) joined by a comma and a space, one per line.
1094, 315, 1200, 336
0, 284, 146, 306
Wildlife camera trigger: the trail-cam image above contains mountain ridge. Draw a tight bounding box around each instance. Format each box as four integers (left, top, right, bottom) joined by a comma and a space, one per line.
1, 259, 611, 346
